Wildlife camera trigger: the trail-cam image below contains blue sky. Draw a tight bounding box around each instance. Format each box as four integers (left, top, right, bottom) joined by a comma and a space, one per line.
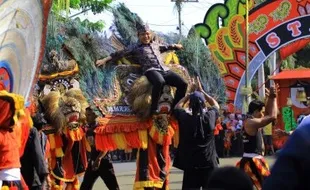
74, 0, 223, 35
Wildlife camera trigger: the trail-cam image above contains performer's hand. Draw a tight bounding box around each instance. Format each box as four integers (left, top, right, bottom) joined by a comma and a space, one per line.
92, 158, 101, 171
96, 58, 107, 67
197, 76, 203, 92
174, 44, 183, 50
265, 88, 270, 97
189, 77, 198, 92
266, 84, 279, 97
269, 84, 279, 98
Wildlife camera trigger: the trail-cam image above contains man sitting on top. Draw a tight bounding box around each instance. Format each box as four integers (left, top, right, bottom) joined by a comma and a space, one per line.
96, 23, 188, 114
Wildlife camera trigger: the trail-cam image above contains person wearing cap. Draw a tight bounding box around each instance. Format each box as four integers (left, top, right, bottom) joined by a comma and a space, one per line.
173, 77, 220, 190
96, 23, 188, 114
236, 85, 278, 190
80, 106, 119, 190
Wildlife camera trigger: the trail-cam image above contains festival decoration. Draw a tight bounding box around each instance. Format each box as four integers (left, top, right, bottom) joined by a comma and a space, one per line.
37, 49, 80, 96
39, 3, 204, 189
195, 0, 310, 112
0, 0, 52, 100
281, 106, 297, 132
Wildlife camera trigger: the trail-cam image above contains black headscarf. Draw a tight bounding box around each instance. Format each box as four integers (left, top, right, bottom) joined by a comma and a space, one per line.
189, 91, 207, 139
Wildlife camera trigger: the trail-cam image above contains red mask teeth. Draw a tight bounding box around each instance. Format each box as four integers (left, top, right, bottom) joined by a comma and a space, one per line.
160, 106, 169, 113
69, 114, 78, 122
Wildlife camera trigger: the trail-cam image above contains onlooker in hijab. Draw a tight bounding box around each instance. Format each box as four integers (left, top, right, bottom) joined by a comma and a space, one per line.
173, 77, 220, 190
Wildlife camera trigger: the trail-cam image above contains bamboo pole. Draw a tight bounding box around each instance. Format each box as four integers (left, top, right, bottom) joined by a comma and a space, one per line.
243, 0, 250, 114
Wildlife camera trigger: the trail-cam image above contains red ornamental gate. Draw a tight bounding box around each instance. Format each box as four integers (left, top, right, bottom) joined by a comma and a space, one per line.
195, 0, 310, 112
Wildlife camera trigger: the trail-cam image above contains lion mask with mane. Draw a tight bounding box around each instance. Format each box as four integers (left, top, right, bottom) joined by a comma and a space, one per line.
42, 88, 89, 133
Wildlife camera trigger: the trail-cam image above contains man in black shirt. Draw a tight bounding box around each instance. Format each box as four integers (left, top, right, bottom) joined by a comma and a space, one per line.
96, 23, 188, 114
173, 78, 220, 190
21, 112, 49, 190
80, 107, 119, 190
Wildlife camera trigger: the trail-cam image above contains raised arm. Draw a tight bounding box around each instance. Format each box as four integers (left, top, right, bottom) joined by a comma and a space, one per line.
96, 44, 136, 67
246, 86, 278, 130
201, 91, 220, 110
96, 56, 112, 67
174, 94, 190, 110
159, 44, 183, 53
197, 77, 220, 110
265, 85, 278, 121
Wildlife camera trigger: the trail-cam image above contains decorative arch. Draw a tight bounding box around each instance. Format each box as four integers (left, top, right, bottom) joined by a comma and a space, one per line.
195, 0, 310, 112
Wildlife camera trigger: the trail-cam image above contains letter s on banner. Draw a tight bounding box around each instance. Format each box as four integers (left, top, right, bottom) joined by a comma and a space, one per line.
266, 32, 281, 49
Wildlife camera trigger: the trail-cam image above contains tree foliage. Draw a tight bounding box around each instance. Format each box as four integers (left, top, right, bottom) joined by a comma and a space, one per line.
79, 0, 113, 14
52, 0, 112, 16
281, 55, 296, 70
176, 31, 226, 103
79, 19, 105, 32
294, 44, 310, 68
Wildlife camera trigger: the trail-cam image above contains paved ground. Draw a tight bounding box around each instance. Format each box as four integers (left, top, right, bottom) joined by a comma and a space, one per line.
92, 156, 276, 190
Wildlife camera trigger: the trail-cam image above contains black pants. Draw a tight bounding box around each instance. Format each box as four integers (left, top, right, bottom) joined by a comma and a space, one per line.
30, 186, 41, 190
182, 168, 214, 190
145, 70, 187, 111
80, 159, 119, 190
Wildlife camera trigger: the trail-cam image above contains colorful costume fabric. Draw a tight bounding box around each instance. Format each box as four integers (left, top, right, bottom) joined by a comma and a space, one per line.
134, 118, 177, 190
237, 117, 269, 190
236, 156, 270, 190
95, 115, 179, 190
0, 90, 32, 190
47, 127, 88, 190
41, 89, 90, 190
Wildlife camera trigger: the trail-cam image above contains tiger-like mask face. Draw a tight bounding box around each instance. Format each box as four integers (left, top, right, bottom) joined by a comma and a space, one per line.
60, 97, 81, 130
42, 89, 88, 133
157, 85, 174, 114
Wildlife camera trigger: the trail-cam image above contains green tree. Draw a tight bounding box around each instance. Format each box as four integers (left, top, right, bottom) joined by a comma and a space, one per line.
52, 0, 112, 17
294, 44, 310, 68
176, 30, 226, 103
80, 19, 105, 32
281, 54, 296, 70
